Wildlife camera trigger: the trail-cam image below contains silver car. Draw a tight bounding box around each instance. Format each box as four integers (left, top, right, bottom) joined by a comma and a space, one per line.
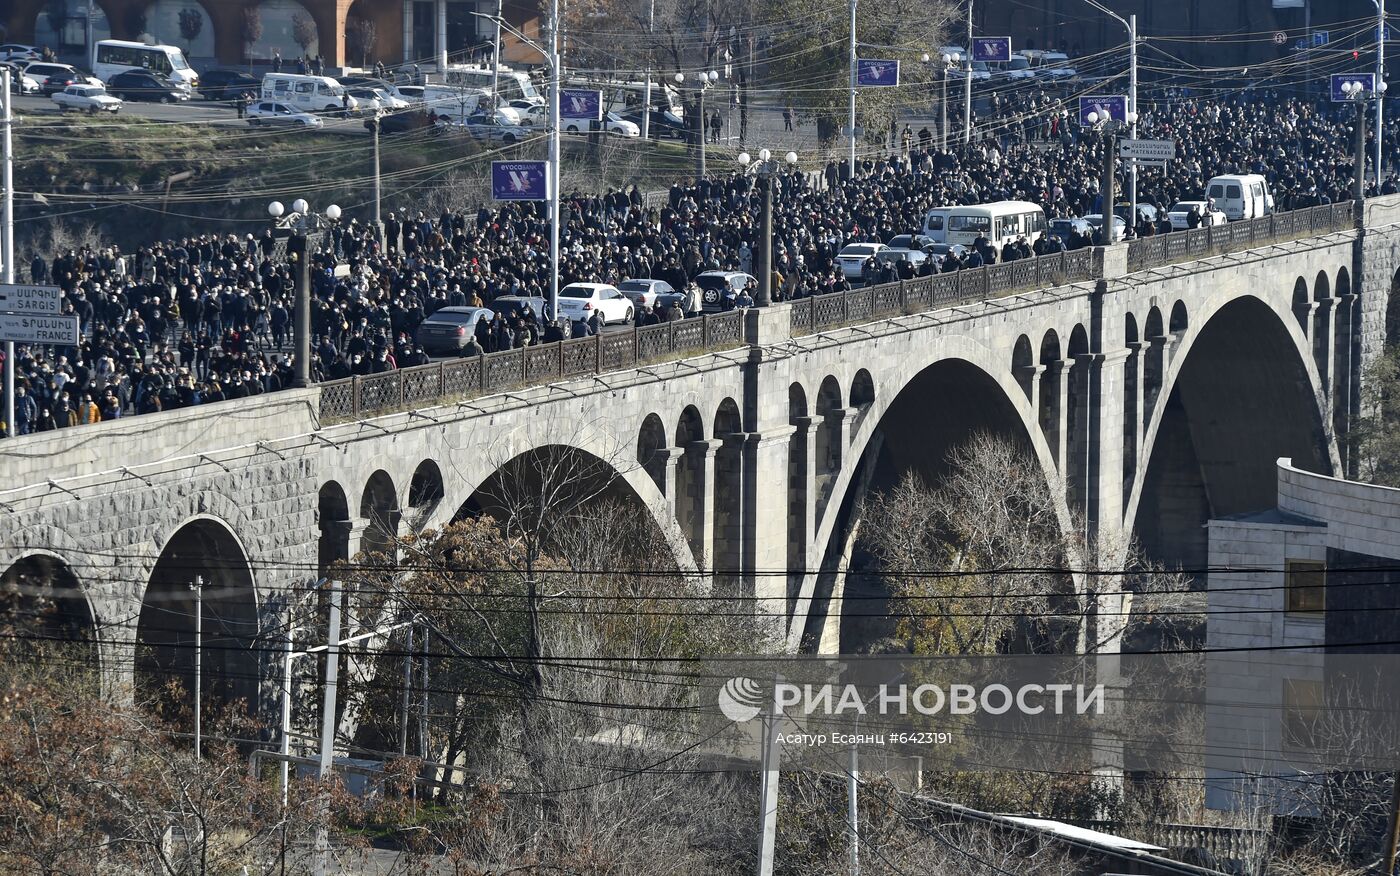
415, 306, 493, 355
618, 278, 676, 308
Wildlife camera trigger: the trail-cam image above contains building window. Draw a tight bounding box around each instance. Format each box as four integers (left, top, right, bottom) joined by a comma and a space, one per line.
1285, 559, 1325, 615
1282, 678, 1323, 751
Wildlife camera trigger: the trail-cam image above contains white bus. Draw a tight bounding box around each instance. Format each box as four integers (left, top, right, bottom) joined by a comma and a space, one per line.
921, 206, 954, 243
936, 201, 1047, 247
262, 73, 358, 114
442, 65, 541, 106
93, 40, 196, 89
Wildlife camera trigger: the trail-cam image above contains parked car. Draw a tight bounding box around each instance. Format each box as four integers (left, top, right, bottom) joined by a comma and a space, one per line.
1083, 214, 1128, 238
618, 278, 676, 308
1048, 217, 1094, 243
490, 294, 548, 325
2, 62, 40, 94
395, 85, 425, 104
347, 86, 407, 112
457, 109, 530, 144
886, 233, 938, 251
694, 270, 757, 312
836, 242, 887, 280
1113, 202, 1160, 225
198, 69, 259, 101
367, 108, 438, 135
1166, 201, 1229, 230
875, 248, 929, 271
106, 69, 188, 102
561, 112, 638, 136
999, 54, 1037, 80
51, 83, 122, 114
924, 243, 967, 267
416, 306, 494, 355
0, 44, 40, 62
620, 105, 687, 139
246, 100, 324, 127
22, 62, 83, 95
558, 282, 633, 324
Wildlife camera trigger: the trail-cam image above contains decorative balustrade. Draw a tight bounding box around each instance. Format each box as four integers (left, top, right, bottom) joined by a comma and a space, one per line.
1126, 201, 1358, 272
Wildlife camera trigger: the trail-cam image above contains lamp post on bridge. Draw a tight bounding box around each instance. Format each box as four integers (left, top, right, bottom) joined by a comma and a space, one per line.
1084, 109, 1138, 242
268, 199, 341, 388
737, 148, 799, 306
922, 51, 961, 150
1341, 78, 1389, 200
677, 69, 719, 182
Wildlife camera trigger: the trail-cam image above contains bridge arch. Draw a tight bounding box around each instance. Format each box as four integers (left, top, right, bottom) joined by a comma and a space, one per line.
674, 405, 707, 566
1142, 306, 1166, 425
406, 460, 445, 530
1388, 268, 1400, 346
1292, 277, 1310, 334
359, 470, 399, 558
1012, 334, 1035, 401
798, 335, 1065, 652
136, 516, 261, 720
787, 383, 811, 616
1038, 329, 1063, 470
713, 398, 743, 585
814, 376, 844, 516
1128, 294, 1331, 574
1312, 270, 1333, 385
1, 551, 97, 666
318, 480, 350, 576
1169, 300, 1188, 334
637, 413, 668, 496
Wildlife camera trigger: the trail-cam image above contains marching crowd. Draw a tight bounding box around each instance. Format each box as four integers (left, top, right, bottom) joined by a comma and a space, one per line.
2, 87, 1393, 435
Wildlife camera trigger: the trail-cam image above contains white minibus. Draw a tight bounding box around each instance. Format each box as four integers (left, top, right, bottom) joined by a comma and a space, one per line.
942, 201, 1047, 247
93, 39, 196, 89
262, 73, 358, 114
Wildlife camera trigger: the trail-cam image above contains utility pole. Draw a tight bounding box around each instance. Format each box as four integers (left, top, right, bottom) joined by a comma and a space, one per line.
191, 577, 203, 759
291, 230, 311, 387
2, 68, 13, 441
372, 113, 383, 246
963, 0, 974, 144
1377, 0, 1387, 182
847, 742, 860, 876
491, 0, 503, 111
401, 623, 414, 758
642, 0, 656, 141
1357, 94, 1370, 200
1128, 13, 1137, 235
757, 711, 779, 876
280, 623, 297, 808
312, 578, 341, 876
547, 0, 561, 324
1102, 125, 1117, 243
847, 0, 858, 176
1383, 769, 1400, 876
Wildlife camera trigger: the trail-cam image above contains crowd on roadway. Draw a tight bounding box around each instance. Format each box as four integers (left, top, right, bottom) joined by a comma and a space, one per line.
1, 87, 1392, 435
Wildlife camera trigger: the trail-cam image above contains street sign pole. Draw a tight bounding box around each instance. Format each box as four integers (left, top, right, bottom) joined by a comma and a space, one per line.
3, 68, 14, 439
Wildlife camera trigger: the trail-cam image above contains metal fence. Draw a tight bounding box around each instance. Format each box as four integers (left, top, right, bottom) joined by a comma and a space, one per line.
1125, 201, 1358, 273
319, 201, 1361, 423
319, 310, 745, 421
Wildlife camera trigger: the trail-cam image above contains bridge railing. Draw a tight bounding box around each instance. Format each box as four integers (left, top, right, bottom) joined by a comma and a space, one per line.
1126, 201, 1359, 273
319, 310, 746, 422
789, 247, 1097, 337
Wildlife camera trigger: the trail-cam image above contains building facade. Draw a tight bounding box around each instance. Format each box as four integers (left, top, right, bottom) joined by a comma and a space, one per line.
2, 0, 543, 72
1205, 459, 1400, 815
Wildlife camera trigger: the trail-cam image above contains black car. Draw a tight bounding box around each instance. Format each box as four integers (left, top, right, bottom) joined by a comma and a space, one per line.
619, 105, 687, 140
366, 108, 438, 135
198, 69, 259, 101
24, 63, 80, 95
107, 70, 187, 103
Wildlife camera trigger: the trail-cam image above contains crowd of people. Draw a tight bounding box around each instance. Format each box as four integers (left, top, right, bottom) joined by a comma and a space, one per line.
2, 88, 1393, 436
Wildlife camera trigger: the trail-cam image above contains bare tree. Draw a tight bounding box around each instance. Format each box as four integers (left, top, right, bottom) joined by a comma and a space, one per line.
291, 12, 317, 57
241, 6, 263, 70
346, 16, 377, 69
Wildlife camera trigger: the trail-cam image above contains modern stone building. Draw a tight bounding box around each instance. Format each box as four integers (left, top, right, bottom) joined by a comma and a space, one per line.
1205, 459, 1400, 814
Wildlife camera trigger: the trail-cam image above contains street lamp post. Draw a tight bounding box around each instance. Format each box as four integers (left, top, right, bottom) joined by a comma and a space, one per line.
737, 149, 799, 306
923, 51, 961, 150
963, 0, 974, 144
268, 199, 341, 388
677, 70, 718, 182
1342, 79, 1388, 198
1085, 111, 1126, 243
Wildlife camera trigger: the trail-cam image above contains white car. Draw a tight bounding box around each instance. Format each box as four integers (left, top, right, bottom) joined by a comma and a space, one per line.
1167, 201, 1229, 231
246, 100, 324, 127
618, 278, 676, 308
1038, 51, 1077, 80
1001, 54, 1037, 80
837, 242, 887, 280
0, 44, 40, 62
558, 282, 634, 325
2, 63, 39, 94
455, 109, 530, 144
347, 86, 407, 112
51, 84, 121, 114
562, 111, 640, 137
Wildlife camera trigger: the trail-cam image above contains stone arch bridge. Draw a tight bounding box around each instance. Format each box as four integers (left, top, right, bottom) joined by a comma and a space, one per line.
3, 197, 1399, 712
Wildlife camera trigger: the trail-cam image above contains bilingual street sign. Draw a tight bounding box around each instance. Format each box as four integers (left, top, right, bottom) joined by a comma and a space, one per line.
491, 160, 551, 201
0, 283, 62, 315
0, 313, 79, 345
855, 59, 900, 87
1079, 95, 1126, 126
1331, 72, 1375, 102
1119, 138, 1176, 163
971, 37, 1012, 63
560, 88, 602, 121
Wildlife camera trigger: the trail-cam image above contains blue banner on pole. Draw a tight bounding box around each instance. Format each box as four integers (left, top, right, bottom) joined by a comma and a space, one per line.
1331, 72, 1375, 102
855, 59, 900, 87
971, 37, 1012, 63
560, 88, 602, 121
1078, 95, 1127, 126
491, 160, 550, 201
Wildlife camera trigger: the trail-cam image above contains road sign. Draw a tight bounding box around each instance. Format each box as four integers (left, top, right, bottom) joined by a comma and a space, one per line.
0, 313, 79, 345
1331, 72, 1375, 102
1273, 31, 1288, 46
491, 160, 551, 201
1079, 95, 1127, 126
0, 283, 62, 315
560, 88, 602, 121
1313, 30, 1330, 47
1119, 139, 1176, 162
972, 37, 1012, 63
855, 59, 900, 87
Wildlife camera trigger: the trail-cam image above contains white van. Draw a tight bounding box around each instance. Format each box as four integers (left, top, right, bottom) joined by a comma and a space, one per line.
261, 73, 358, 114
420, 84, 489, 121
93, 39, 196, 90
1206, 174, 1274, 221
